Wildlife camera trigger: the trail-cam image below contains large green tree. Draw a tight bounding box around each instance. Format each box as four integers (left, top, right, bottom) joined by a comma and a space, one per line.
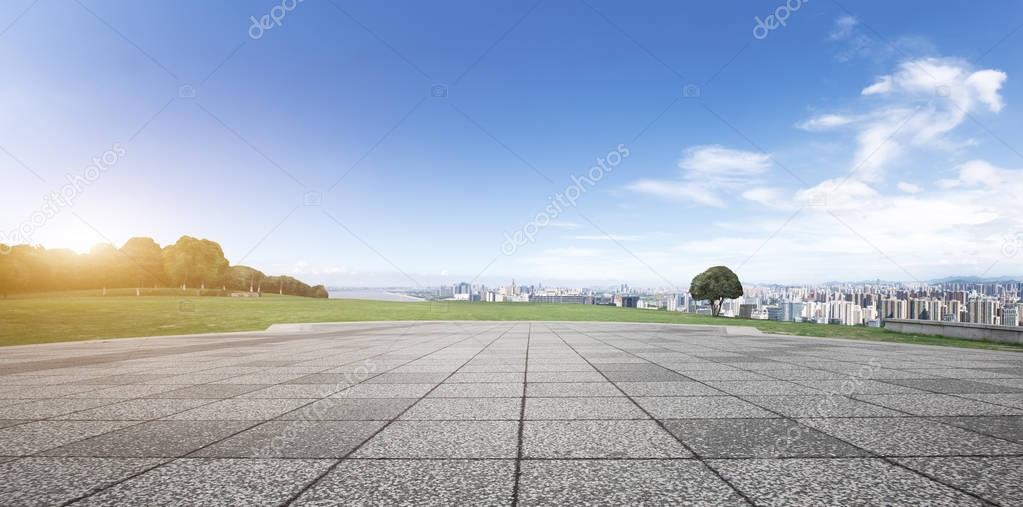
120, 237, 166, 288
161, 236, 229, 289
689, 265, 743, 317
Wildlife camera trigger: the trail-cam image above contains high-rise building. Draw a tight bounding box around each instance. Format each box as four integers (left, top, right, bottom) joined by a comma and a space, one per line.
1002, 305, 1020, 327
738, 303, 757, 319
667, 293, 692, 312
780, 302, 803, 322
967, 298, 997, 325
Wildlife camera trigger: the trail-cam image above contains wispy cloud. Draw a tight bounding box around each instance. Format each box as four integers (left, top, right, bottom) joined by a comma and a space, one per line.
627, 145, 772, 208
571, 234, 641, 241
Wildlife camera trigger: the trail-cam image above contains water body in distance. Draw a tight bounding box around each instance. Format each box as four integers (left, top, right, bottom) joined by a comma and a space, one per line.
328, 288, 424, 302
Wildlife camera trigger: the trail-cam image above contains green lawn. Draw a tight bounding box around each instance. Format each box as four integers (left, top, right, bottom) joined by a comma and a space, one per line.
0, 289, 1019, 351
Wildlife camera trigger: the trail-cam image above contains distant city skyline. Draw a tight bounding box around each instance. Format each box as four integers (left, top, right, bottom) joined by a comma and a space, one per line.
370, 277, 1023, 328
2, 1, 1022, 287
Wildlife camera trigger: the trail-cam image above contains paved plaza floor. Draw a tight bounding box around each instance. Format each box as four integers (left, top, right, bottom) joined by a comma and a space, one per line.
0, 321, 1021, 506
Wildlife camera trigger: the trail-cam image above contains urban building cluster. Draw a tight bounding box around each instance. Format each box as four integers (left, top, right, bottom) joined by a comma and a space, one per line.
427, 279, 1023, 328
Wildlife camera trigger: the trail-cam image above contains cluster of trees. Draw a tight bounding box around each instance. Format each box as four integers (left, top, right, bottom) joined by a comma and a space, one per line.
0, 236, 328, 298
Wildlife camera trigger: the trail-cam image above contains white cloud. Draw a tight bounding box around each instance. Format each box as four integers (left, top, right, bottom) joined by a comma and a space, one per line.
571, 234, 641, 241
795, 179, 880, 210
861, 75, 893, 95
677, 145, 772, 177
546, 221, 580, 229
742, 187, 791, 209
801, 58, 1008, 183
828, 16, 936, 63
896, 181, 921, 193
626, 180, 725, 207
829, 15, 858, 41
627, 145, 772, 207
797, 114, 858, 131
541, 247, 600, 257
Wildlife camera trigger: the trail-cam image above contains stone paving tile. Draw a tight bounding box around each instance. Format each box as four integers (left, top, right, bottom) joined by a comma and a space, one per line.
526, 371, 605, 382
42, 420, 255, 457
151, 384, 270, 399
333, 383, 436, 398
458, 363, 527, 372
0, 419, 29, 429
664, 418, 868, 458
0, 421, 135, 455
525, 382, 623, 397
794, 379, 927, 395
885, 378, 1023, 394
764, 370, 851, 380
366, 372, 451, 384
194, 420, 384, 458
525, 397, 647, 420
0, 457, 164, 506
0, 384, 108, 399
522, 420, 691, 458
353, 421, 518, 458
977, 378, 1023, 389
65, 384, 185, 399
523, 363, 595, 372
213, 373, 308, 385
616, 381, 726, 397
635, 396, 777, 419
237, 384, 342, 398
0, 398, 31, 408
601, 369, 691, 382
742, 395, 904, 418
518, 460, 746, 506
677, 370, 775, 381
0, 398, 116, 419
857, 394, 1023, 416
292, 459, 516, 506
711, 458, 984, 506
446, 372, 524, 383
894, 456, 1023, 506
73, 458, 334, 507
958, 393, 1023, 409
706, 380, 824, 396
140, 374, 237, 385
285, 373, 356, 385
163, 399, 313, 420
800, 417, 1023, 456
427, 383, 523, 398
934, 416, 1023, 443
55, 399, 213, 420
77, 374, 171, 385
281, 398, 416, 421
400, 398, 521, 420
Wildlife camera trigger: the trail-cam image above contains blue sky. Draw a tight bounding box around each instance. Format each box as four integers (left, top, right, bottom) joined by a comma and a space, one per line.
2, 0, 1022, 287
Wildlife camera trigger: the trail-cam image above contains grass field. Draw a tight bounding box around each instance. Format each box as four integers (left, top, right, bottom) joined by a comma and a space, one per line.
1, 289, 1019, 351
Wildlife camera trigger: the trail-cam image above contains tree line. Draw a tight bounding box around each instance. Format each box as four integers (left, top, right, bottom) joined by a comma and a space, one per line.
0, 235, 328, 298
